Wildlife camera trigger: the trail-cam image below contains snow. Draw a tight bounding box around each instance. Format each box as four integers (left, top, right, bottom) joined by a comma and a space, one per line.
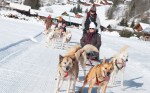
0, 4, 150, 93
143, 27, 150, 33
9, 3, 31, 12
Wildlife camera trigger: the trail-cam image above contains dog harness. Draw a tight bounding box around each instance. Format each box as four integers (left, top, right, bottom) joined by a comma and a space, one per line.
79, 49, 85, 57
95, 73, 110, 85
59, 71, 69, 78
88, 73, 108, 86
115, 59, 126, 70
64, 72, 69, 78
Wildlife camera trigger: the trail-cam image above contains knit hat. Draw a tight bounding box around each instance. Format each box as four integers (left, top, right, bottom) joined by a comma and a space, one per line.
47, 15, 51, 19
89, 22, 96, 29
90, 5, 96, 12
58, 16, 63, 21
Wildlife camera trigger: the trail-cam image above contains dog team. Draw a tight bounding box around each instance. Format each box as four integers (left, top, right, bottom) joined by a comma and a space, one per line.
44, 16, 72, 49
43, 13, 129, 93
54, 44, 129, 93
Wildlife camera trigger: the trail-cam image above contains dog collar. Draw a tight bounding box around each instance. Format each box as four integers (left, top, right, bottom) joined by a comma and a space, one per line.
64, 72, 68, 78
115, 59, 126, 70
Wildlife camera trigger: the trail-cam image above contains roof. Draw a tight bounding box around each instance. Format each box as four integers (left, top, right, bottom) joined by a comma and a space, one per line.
30, 9, 39, 15
62, 16, 82, 24
140, 23, 150, 29
143, 27, 150, 33
9, 3, 31, 12
38, 11, 50, 17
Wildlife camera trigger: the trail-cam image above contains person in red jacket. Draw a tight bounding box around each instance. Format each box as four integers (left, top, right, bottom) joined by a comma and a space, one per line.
44, 15, 52, 34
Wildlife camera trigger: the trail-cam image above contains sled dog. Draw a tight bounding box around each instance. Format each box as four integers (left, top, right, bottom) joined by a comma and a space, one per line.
46, 27, 58, 48
61, 31, 72, 49
55, 44, 99, 93
74, 44, 99, 76
54, 54, 79, 93
109, 45, 129, 89
79, 58, 114, 93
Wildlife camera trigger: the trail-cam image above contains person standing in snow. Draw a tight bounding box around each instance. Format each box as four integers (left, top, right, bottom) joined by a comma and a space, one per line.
80, 22, 101, 60
82, 5, 101, 34
44, 15, 52, 34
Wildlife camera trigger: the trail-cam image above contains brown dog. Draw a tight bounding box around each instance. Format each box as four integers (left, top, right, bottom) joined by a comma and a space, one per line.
54, 44, 100, 93
54, 55, 79, 93
79, 58, 114, 93
54, 45, 81, 93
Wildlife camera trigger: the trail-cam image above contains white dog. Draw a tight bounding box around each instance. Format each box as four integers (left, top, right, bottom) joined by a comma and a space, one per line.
61, 31, 72, 49
109, 45, 129, 89
46, 25, 59, 48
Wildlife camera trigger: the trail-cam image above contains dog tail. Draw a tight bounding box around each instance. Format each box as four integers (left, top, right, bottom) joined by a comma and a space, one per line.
114, 45, 129, 58
82, 44, 99, 53
119, 45, 129, 52
65, 44, 81, 56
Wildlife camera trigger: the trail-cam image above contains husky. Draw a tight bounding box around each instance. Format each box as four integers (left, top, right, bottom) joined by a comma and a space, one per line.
61, 30, 72, 49
79, 58, 114, 93
109, 45, 129, 89
46, 26, 58, 48
54, 54, 79, 93
75, 44, 99, 76
55, 44, 100, 93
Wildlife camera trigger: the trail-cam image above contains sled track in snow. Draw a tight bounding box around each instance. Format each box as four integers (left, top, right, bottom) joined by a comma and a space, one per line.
0, 32, 42, 63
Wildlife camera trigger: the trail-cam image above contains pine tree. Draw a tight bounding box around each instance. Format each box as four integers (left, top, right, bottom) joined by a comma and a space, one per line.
85, 8, 88, 13
24, 0, 40, 9
130, 20, 135, 28
72, 7, 77, 14
77, 4, 80, 13
70, 8, 73, 12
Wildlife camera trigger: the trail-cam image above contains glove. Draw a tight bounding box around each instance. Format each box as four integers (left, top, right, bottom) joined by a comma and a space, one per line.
83, 29, 87, 34
95, 29, 98, 33
87, 51, 99, 60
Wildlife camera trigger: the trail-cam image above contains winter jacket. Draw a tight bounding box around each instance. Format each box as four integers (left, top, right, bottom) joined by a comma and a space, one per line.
55, 19, 66, 28
82, 13, 101, 33
45, 16, 52, 30
80, 32, 101, 50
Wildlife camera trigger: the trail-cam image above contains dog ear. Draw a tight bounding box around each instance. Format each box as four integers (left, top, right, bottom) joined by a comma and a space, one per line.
102, 57, 106, 64
59, 55, 63, 63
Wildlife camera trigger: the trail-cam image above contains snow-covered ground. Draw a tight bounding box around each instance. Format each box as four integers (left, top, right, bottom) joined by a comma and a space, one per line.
0, 4, 150, 93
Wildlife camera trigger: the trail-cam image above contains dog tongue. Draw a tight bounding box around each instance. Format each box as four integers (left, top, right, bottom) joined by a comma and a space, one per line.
64, 72, 68, 77
104, 76, 110, 81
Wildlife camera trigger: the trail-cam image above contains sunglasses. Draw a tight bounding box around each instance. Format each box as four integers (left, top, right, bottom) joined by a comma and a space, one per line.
89, 28, 95, 30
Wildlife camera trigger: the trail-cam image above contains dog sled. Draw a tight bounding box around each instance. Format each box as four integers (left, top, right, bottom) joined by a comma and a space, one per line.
86, 51, 101, 66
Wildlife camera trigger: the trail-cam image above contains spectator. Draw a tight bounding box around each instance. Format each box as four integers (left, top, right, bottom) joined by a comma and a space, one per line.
82, 5, 101, 34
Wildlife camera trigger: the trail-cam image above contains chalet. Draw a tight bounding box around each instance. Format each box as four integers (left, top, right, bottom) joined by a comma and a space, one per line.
142, 27, 150, 41
133, 23, 150, 32
133, 23, 150, 41
75, 13, 83, 18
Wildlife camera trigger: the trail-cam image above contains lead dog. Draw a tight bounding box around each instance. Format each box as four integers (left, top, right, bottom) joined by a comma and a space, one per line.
55, 44, 99, 93
109, 45, 129, 89
79, 58, 114, 93
54, 54, 79, 93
